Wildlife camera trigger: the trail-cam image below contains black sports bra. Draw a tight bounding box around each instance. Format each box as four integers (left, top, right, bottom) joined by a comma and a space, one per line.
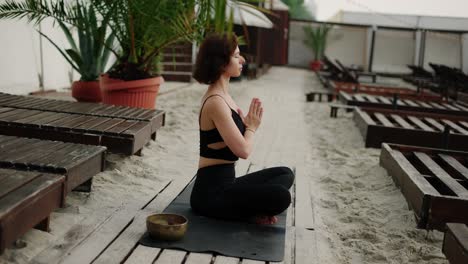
199, 95, 246, 161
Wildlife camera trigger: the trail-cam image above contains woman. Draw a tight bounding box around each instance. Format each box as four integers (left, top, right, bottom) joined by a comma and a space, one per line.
190, 33, 295, 225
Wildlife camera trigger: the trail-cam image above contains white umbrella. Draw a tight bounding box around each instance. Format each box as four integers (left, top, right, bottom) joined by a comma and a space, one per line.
227, 0, 274, 28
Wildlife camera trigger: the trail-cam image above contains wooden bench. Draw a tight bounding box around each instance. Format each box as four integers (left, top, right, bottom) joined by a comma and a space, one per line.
353, 107, 468, 151
380, 143, 468, 230
0, 107, 153, 155
0, 169, 65, 254
0, 135, 106, 193
305, 92, 334, 102
443, 223, 468, 264
0, 92, 165, 141
329, 103, 356, 118
340, 91, 468, 116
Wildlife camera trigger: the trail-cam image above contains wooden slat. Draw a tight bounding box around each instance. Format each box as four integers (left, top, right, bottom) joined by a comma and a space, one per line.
390, 114, 413, 129
184, 252, 213, 264
213, 256, 239, 264
441, 120, 468, 135
418, 101, 433, 108
414, 152, 468, 198
358, 110, 376, 125
0, 171, 43, 199
402, 99, 419, 107
123, 246, 160, 264
454, 103, 468, 111
407, 116, 435, 131
438, 154, 468, 181
441, 103, 460, 111
460, 121, 468, 130
374, 113, 394, 127
353, 94, 366, 102
428, 102, 446, 109
424, 118, 444, 131
364, 95, 378, 103
377, 96, 392, 104
154, 249, 186, 264
294, 166, 314, 229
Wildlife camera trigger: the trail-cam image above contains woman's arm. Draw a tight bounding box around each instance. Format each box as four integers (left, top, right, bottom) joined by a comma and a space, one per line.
204, 97, 261, 159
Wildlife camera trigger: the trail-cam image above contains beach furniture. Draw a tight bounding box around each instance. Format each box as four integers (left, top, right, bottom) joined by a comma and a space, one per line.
0, 169, 65, 254
380, 143, 468, 230
340, 91, 468, 116
0, 135, 106, 193
0, 105, 160, 155
0, 92, 165, 141
353, 107, 468, 150
443, 223, 468, 264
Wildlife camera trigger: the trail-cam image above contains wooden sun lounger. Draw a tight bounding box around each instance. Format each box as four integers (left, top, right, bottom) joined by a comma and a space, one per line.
340, 91, 468, 116
0, 135, 106, 193
0, 92, 165, 140
443, 223, 468, 264
0, 107, 153, 155
380, 143, 468, 230
0, 169, 65, 254
353, 107, 468, 150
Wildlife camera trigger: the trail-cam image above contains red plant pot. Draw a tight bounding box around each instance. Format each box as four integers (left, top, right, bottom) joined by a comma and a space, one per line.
309, 60, 322, 72
100, 74, 164, 109
71, 80, 102, 102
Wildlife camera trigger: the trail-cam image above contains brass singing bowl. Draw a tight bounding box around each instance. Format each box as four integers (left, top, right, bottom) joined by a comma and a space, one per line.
146, 213, 188, 241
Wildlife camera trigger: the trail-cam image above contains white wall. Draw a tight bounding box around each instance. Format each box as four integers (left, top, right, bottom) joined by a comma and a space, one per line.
0, 18, 73, 95
462, 33, 468, 73
372, 29, 414, 73
288, 21, 366, 68
424, 31, 461, 70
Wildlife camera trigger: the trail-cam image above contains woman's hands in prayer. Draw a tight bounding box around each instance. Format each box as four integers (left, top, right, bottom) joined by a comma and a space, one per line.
237, 98, 263, 132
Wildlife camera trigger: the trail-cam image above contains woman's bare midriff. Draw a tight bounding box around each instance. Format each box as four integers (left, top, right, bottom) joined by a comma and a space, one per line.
198, 156, 235, 169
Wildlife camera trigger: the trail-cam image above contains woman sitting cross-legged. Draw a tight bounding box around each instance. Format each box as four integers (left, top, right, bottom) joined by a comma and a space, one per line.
190, 33, 295, 225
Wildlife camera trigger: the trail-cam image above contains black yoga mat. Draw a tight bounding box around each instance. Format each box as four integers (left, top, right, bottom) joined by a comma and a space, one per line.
139, 180, 288, 262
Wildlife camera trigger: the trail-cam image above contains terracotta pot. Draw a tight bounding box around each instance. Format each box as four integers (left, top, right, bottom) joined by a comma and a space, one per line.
100, 74, 164, 109
309, 60, 322, 72
71, 80, 102, 102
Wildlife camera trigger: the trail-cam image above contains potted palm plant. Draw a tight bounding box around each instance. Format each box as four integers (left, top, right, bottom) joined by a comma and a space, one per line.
92, 0, 211, 109
303, 24, 330, 71
0, 0, 114, 102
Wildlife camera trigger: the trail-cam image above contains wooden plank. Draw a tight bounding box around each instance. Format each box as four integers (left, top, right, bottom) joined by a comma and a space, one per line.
460, 121, 468, 130
295, 228, 317, 264
407, 116, 435, 131
358, 110, 376, 125
424, 118, 444, 131
377, 96, 392, 104
294, 166, 314, 229
428, 102, 446, 109
439, 154, 468, 181
154, 249, 186, 264
454, 103, 468, 111
242, 259, 265, 264
364, 94, 378, 103
353, 94, 366, 102
123, 246, 161, 264
402, 99, 419, 107
390, 114, 413, 129
441, 119, 468, 135
374, 113, 394, 127
441, 103, 460, 111
414, 152, 468, 198
213, 256, 240, 264
418, 101, 433, 108
184, 252, 213, 264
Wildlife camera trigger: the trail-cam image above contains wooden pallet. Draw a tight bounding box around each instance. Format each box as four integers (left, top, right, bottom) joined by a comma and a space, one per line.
380, 143, 468, 230
443, 223, 468, 264
0, 135, 106, 193
0, 107, 153, 155
0, 92, 165, 139
0, 169, 65, 254
331, 81, 443, 101
353, 107, 468, 151
339, 91, 468, 116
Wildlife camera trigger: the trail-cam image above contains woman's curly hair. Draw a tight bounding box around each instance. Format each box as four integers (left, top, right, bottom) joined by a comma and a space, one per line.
193, 33, 238, 84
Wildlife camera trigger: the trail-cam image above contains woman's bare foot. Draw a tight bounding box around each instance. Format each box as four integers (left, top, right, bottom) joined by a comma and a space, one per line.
252, 215, 278, 225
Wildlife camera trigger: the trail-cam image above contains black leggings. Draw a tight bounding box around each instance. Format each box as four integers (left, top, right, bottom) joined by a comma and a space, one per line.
190, 163, 295, 221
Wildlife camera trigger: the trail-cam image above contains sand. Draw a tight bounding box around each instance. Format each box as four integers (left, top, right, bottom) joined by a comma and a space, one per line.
0, 67, 450, 264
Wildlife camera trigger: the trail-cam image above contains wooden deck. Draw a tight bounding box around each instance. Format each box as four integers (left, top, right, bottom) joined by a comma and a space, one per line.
22, 69, 316, 264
